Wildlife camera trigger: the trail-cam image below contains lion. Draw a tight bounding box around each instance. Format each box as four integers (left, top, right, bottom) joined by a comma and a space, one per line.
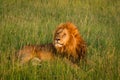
16, 22, 87, 64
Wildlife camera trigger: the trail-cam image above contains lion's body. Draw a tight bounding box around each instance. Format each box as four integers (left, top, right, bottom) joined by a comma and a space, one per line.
17, 22, 87, 64
17, 43, 55, 64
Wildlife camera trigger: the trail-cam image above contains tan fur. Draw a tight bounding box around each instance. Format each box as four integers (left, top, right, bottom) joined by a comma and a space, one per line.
17, 43, 55, 64
54, 22, 87, 63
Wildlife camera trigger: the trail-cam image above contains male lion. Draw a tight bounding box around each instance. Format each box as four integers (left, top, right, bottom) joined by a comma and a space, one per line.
16, 22, 87, 64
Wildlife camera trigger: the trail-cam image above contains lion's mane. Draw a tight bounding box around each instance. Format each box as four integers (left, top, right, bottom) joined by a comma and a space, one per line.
54, 22, 87, 62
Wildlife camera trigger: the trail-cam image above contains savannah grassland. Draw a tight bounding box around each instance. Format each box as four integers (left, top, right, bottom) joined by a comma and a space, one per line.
0, 0, 120, 80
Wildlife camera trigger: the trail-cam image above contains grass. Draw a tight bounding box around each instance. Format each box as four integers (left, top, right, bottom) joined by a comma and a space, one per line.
0, 0, 120, 80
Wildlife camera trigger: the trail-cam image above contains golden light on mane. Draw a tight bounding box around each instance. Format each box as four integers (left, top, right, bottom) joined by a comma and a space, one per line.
54, 22, 87, 62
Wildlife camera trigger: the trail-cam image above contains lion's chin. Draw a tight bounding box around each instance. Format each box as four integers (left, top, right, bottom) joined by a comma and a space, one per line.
55, 43, 63, 47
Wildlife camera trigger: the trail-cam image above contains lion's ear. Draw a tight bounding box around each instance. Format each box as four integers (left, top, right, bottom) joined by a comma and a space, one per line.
72, 29, 79, 36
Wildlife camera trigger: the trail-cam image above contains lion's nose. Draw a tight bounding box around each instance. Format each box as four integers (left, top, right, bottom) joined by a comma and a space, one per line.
56, 39, 60, 41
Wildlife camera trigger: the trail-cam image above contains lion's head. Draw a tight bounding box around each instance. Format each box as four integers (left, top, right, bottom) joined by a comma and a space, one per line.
54, 22, 87, 62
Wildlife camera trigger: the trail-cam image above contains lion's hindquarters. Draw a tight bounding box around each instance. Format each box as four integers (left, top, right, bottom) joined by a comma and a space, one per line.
17, 46, 35, 64
17, 44, 55, 64
19, 53, 34, 64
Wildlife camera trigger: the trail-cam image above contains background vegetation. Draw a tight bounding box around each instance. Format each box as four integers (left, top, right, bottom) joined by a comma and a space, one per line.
0, 0, 120, 80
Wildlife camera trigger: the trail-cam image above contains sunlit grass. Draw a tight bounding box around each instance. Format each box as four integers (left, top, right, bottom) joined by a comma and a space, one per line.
0, 0, 120, 80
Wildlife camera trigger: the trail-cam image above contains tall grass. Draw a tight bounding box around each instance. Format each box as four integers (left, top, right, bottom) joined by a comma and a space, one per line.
0, 0, 120, 80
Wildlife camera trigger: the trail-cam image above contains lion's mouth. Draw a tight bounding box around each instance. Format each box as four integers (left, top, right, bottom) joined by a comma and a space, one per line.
54, 42, 63, 47
55, 43, 63, 47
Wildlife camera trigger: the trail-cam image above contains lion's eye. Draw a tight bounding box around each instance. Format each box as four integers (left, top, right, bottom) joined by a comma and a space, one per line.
63, 33, 66, 36
62, 33, 66, 38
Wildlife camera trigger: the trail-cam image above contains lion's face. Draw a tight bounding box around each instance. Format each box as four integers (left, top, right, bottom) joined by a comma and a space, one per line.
54, 28, 70, 48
